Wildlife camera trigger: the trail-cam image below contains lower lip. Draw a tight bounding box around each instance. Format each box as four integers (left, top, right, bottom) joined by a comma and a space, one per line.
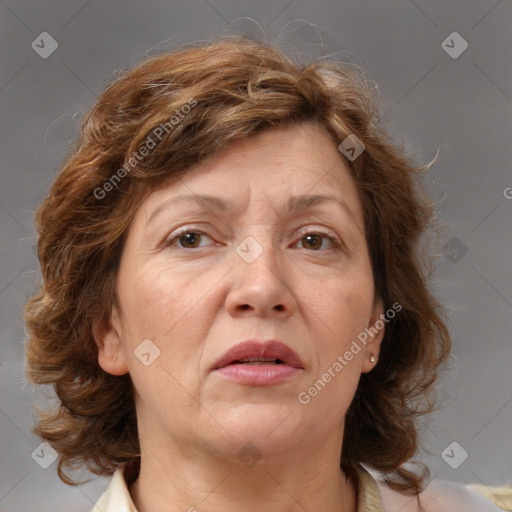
214, 363, 302, 386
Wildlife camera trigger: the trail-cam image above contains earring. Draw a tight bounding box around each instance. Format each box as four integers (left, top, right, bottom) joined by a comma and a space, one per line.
370, 355, 376, 363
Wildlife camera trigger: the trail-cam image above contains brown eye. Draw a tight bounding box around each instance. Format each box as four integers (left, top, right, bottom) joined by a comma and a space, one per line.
178, 232, 202, 248
302, 234, 323, 250
296, 231, 339, 252
166, 229, 213, 249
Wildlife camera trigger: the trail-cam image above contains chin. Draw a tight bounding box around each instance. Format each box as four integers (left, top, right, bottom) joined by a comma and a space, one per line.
209, 402, 306, 454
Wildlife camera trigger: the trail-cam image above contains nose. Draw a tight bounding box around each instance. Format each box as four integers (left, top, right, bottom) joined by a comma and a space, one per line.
224, 236, 297, 318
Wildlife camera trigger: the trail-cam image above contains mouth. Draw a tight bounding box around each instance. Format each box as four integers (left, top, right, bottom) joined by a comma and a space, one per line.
231, 357, 285, 365
212, 340, 304, 370
212, 340, 304, 386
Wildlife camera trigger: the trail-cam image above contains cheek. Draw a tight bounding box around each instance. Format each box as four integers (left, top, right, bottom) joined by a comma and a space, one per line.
122, 265, 223, 390
120, 262, 206, 335
309, 274, 374, 348
304, 279, 370, 417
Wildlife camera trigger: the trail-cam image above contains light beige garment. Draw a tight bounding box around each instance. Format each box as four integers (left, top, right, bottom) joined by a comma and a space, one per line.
91, 462, 511, 512
362, 465, 509, 511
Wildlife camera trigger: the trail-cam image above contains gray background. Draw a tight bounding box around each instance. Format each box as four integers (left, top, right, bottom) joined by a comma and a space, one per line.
1, 1, 511, 511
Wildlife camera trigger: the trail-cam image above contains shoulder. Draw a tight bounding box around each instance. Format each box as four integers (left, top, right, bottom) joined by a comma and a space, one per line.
363, 466, 509, 512
466, 482, 512, 511
90, 464, 138, 512
91, 463, 512, 512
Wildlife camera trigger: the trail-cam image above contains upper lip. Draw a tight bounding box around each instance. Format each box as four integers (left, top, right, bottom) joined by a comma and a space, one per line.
212, 340, 304, 370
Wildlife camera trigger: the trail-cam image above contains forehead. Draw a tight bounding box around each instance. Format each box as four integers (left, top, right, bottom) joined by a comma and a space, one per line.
137, 122, 364, 228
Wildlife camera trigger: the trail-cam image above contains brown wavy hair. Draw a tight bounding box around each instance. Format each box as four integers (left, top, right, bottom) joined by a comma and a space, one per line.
24, 35, 451, 496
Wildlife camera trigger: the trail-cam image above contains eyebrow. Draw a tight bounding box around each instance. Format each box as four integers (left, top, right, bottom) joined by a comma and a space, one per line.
146, 193, 362, 233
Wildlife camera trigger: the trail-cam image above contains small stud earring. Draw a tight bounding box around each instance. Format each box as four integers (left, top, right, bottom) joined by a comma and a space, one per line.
370, 355, 376, 363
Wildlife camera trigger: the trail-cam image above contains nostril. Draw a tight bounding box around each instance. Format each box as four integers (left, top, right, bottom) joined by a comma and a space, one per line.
274, 305, 284, 311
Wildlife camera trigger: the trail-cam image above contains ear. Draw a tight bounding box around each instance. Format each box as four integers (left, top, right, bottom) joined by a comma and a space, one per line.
92, 305, 129, 376
361, 297, 386, 374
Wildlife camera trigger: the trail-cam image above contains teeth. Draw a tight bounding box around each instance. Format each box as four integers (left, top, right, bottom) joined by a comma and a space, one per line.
236, 357, 278, 364
242, 361, 277, 365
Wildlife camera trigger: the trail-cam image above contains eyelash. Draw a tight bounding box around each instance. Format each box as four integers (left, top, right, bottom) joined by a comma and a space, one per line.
164, 226, 343, 253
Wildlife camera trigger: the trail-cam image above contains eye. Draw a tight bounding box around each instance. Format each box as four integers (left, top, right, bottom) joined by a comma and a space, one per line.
165, 229, 214, 249
295, 230, 342, 252
164, 227, 342, 252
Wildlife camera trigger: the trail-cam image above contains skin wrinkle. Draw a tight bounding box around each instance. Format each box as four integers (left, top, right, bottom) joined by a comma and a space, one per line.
145, 192, 363, 237
95, 122, 385, 512
24, 37, 453, 501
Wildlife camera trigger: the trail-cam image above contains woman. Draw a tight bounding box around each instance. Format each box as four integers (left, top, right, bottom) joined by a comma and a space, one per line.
24, 36, 510, 511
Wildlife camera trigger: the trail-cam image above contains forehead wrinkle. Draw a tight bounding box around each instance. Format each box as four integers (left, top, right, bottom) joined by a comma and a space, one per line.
145, 191, 362, 235
145, 193, 233, 227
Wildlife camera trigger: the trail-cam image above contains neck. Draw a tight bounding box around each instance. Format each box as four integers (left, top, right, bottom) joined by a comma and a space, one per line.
129, 430, 357, 512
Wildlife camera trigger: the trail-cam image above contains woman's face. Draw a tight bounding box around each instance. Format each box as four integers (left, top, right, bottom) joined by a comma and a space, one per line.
96, 122, 384, 461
